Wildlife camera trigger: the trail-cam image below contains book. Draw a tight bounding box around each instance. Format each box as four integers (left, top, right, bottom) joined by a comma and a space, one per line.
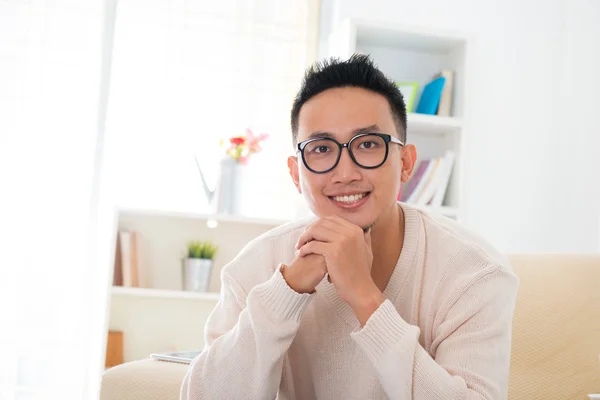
401, 159, 430, 202
112, 233, 123, 286
429, 150, 455, 207
415, 76, 445, 115
406, 159, 437, 204
414, 157, 443, 206
105, 330, 124, 368
119, 231, 140, 287
150, 350, 201, 364
401, 152, 455, 207
435, 70, 454, 117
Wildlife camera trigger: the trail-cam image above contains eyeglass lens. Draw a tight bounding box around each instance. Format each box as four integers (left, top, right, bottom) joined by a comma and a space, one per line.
303, 135, 387, 172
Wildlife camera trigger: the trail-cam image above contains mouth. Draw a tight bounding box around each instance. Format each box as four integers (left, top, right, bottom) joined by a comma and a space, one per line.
327, 191, 371, 209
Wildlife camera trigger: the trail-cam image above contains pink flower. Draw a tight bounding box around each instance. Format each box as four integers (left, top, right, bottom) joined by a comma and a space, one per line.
245, 128, 269, 153
223, 128, 269, 164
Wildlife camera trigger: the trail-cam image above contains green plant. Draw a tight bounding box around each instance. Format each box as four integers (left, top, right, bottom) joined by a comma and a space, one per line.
187, 240, 218, 260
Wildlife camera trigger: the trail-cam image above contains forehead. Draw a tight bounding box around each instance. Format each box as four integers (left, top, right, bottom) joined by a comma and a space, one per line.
297, 87, 396, 142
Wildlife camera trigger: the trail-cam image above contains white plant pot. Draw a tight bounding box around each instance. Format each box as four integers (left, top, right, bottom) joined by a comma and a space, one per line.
182, 258, 213, 292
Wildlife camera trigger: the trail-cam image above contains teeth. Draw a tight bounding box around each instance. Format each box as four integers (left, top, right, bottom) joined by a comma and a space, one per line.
333, 193, 367, 203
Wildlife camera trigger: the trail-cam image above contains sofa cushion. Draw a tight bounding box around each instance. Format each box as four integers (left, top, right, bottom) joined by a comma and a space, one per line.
101, 358, 188, 400
508, 254, 600, 399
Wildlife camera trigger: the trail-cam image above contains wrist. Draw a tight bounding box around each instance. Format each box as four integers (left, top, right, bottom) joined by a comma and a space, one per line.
351, 285, 385, 327
280, 264, 315, 294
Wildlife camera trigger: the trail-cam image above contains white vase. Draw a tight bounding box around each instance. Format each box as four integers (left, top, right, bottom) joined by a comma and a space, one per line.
215, 157, 257, 217
231, 155, 271, 218
209, 158, 240, 215
182, 258, 213, 292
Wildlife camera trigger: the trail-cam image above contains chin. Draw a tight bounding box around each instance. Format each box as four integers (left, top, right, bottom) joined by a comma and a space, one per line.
348, 215, 376, 231
307, 194, 379, 228
321, 206, 376, 230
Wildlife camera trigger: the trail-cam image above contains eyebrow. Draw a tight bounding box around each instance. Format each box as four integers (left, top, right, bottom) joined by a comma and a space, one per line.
307, 124, 381, 140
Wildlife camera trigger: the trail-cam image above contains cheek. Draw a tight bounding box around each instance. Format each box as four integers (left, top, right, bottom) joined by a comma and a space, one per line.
372, 165, 400, 195
299, 171, 327, 198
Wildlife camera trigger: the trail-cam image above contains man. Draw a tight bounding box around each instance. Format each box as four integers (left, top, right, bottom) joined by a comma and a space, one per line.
181, 54, 519, 400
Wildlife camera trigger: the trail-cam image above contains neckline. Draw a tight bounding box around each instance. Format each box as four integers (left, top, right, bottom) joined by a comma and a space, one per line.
319, 202, 420, 331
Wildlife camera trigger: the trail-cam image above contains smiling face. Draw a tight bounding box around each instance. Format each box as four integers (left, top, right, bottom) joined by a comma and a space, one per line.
288, 86, 417, 229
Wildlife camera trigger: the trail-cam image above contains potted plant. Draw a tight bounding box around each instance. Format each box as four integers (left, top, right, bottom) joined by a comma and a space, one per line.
182, 240, 218, 292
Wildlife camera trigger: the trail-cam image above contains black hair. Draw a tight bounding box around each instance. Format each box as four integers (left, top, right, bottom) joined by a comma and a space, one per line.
290, 53, 407, 145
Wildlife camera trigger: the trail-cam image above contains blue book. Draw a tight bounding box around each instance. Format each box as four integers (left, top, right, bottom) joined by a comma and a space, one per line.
416, 76, 446, 115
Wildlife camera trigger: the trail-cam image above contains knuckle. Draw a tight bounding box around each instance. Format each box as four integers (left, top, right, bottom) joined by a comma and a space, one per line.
342, 235, 353, 246
333, 245, 342, 258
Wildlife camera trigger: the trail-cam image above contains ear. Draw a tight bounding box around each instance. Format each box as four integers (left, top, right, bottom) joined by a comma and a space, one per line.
400, 144, 417, 183
287, 155, 302, 193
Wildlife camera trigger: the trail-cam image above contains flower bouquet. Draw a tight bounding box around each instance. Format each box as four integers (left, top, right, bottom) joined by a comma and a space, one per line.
221, 128, 269, 165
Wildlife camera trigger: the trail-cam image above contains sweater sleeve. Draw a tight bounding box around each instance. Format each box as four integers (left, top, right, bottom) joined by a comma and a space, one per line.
350, 267, 519, 400
180, 265, 313, 400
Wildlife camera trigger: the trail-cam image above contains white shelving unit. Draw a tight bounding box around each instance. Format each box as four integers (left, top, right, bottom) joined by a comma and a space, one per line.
107, 207, 286, 363
112, 286, 221, 302
329, 18, 472, 221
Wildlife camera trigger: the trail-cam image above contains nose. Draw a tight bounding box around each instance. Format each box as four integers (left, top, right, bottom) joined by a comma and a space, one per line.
331, 147, 362, 184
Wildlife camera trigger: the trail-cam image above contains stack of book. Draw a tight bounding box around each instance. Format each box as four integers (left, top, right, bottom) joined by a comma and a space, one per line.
399, 150, 455, 207
113, 230, 140, 287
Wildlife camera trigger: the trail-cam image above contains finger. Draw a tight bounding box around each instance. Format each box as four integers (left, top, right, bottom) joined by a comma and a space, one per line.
311, 217, 349, 235
296, 224, 340, 249
324, 214, 354, 229
364, 228, 372, 249
325, 214, 364, 235
298, 240, 329, 257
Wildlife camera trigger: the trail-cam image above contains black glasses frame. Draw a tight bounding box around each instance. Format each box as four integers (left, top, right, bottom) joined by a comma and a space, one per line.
297, 133, 404, 174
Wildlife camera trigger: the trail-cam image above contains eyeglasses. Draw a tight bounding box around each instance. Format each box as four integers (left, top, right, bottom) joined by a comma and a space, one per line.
297, 133, 404, 174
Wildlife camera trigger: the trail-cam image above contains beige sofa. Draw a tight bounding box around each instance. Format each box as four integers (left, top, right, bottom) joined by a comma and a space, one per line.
100, 254, 600, 399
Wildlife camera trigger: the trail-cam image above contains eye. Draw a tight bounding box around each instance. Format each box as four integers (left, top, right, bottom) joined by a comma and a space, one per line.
310, 144, 331, 154
358, 140, 378, 149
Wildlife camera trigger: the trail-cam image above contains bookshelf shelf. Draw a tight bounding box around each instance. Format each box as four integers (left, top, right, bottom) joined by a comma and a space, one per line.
407, 113, 463, 136
112, 286, 220, 302
117, 206, 290, 228
351, 18, 468, 51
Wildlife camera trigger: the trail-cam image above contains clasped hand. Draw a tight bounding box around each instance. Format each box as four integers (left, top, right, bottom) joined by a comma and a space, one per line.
294, 215, 377, 309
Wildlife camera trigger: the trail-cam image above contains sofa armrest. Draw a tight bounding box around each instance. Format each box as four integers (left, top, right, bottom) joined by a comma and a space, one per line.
100, 358, 189, 400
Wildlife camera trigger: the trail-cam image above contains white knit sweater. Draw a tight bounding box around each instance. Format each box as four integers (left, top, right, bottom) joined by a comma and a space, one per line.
180, 203, 519, 400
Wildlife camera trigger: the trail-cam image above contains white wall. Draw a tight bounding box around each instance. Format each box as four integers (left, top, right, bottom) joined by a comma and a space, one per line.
318, 0, 600, 253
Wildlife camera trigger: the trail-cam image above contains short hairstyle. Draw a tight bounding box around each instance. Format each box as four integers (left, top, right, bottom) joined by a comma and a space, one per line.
290, 53, 407, 145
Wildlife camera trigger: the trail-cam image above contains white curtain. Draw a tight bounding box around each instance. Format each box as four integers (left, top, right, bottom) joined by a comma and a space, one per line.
104, 0, 319, 220
0, 0, 116, 399
0, 0, 318, 398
